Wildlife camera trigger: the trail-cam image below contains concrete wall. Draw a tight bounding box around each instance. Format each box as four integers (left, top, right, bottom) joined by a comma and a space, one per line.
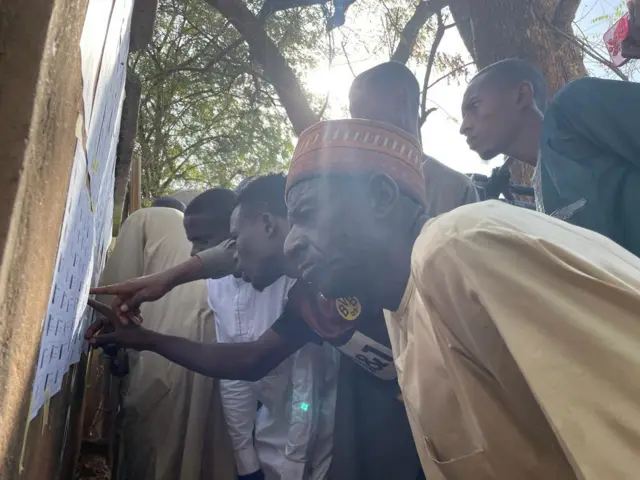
0, 0, 88, 477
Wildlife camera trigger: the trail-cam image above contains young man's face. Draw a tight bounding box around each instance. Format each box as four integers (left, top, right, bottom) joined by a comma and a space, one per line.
459, 75, 521, 160
284, 176, 381, 300
183, 214, 228, 256
230, 205, 286, 291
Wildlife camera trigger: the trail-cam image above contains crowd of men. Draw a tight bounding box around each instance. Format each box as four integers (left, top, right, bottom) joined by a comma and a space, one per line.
86, 56, 640, 480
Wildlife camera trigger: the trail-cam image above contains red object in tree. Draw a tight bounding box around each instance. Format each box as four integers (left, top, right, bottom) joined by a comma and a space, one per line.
604, 14, 631, 66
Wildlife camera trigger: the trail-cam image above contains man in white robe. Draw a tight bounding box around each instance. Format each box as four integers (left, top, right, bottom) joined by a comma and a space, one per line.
95, 206, 235, 480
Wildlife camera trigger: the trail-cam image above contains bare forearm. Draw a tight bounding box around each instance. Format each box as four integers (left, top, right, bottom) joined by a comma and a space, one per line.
141, 330, 294, 381
164, 256, 207, 289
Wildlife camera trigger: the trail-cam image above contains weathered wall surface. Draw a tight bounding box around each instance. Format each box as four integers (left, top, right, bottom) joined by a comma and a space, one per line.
0, 0, 88, 477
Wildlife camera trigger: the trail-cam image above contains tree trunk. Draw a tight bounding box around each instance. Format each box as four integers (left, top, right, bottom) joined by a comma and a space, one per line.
391, 0, 448, 64
449, 0, 587, 185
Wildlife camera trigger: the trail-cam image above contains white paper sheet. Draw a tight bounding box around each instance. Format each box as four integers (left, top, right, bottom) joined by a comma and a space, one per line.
29, 0, 134, 421
30, 143, 95, 419
80, 0, 115, 125
87, 0, 133, 201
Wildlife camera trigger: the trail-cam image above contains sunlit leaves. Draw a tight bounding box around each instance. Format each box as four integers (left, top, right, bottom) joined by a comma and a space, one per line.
133, 0, 321, 201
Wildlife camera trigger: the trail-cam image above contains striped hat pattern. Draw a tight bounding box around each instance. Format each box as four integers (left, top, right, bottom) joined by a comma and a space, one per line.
286, 119, 426, 207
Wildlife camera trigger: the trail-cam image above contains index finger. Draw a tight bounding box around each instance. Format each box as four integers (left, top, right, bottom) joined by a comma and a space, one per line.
90, 285, 122, 295
88, 298, 117, 319
85, 317, 108, 340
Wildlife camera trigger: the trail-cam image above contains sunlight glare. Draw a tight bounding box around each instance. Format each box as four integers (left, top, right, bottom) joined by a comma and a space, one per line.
304, 67, 352, 101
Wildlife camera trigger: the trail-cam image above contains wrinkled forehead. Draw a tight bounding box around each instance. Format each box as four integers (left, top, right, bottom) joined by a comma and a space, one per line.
465, 72, 516, 104
286, 176, 371, 219
463, 75, 491, 102
286, 178, 320, 209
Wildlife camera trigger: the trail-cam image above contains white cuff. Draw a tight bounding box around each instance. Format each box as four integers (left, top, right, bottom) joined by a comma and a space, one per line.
281, 459, 307, 480
234, 446, 261, 476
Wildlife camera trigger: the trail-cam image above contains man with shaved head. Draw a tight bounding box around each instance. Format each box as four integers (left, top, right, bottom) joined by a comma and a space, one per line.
183, 188, 237, 256
460, 58, 640, 257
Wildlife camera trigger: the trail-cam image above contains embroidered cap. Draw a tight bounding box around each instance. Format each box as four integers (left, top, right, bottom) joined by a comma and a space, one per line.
286, 119, 427, 207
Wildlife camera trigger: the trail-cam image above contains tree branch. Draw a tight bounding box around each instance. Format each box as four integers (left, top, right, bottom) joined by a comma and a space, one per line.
391, 0, 447, 64
553, 0, 581, 29
428, 60, 474, 88
202, 0, 319, 134
419, 12, 446, 127
149, 37, 244, 87
341, 40, 356, 77
549, 21, 629, 81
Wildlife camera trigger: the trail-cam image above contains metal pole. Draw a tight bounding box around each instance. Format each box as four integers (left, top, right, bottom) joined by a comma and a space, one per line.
129, 155, 142, 212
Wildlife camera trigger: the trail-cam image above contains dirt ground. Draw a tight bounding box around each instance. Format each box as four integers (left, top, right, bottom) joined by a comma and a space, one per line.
75, 454, 111, 480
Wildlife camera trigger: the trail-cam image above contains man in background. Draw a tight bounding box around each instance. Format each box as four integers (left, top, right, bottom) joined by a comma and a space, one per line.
151, 196, 186, 212
95, 204, 235, 480
349, 61, 479, 217
185, 185, 337, 480
183, 188, 237, 256
459, 58, 640, 257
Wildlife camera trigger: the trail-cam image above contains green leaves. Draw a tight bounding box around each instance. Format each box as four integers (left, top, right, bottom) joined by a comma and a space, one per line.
133, 0, 320, 200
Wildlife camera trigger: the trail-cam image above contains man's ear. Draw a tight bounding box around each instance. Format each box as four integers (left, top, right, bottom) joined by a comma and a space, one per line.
262, 212, 276, 238
368, 173, 399, 218
516, 81, 535, 110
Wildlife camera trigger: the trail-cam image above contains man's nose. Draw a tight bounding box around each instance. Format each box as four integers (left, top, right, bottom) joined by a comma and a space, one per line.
459, 116, 470, 136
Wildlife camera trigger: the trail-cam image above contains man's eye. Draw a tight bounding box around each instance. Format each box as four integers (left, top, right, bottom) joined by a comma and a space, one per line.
298, 209, 315, 222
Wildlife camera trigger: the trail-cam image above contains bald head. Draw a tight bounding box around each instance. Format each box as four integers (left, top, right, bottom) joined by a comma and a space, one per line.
183, 188, 236, 255
349, 62, 420, 136
152, 196, 186, 212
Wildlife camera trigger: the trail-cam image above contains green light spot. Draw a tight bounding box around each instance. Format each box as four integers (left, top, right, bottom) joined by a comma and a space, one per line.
300, 402, 309, 412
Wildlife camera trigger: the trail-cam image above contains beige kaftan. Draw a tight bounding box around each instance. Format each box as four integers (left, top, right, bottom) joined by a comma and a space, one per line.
422, 156, 478, 217
96, 207, 235, 480
385, 200, 640, 480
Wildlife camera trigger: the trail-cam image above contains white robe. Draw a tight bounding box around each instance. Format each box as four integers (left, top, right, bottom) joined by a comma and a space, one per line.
96, 207, 235, 480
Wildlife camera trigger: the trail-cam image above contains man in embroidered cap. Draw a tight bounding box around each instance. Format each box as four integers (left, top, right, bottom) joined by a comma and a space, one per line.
283, 118, 640, 480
